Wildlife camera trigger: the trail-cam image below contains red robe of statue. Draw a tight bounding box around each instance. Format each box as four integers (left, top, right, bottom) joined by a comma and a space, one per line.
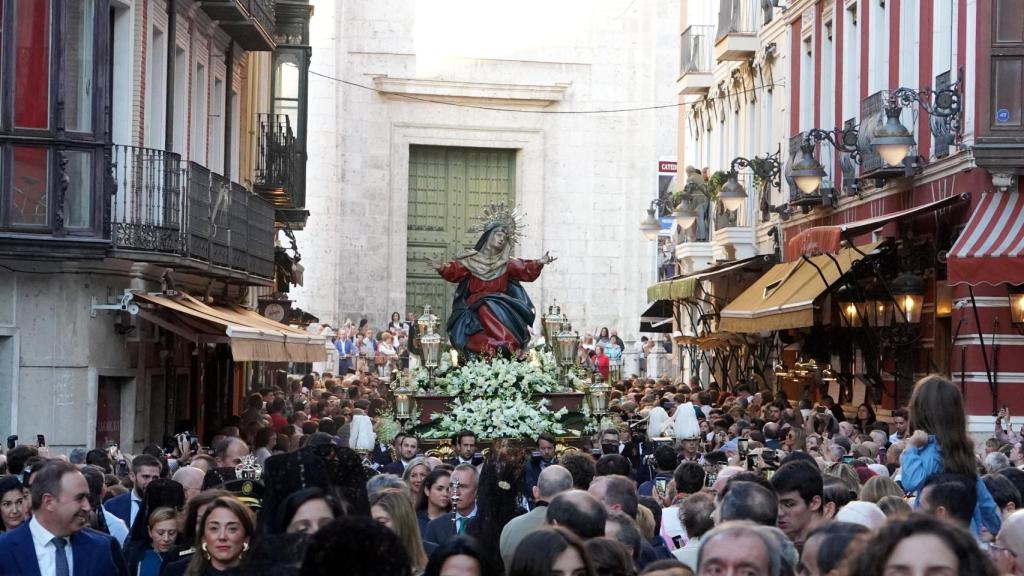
438, 258, 544, 354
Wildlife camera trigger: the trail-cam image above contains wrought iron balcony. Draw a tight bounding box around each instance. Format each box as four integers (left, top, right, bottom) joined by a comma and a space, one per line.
199, 0, 276, 51
715, 0, 759, 62
254, 113, 297, 206
679, 25, 715, 95
111, 144, 276, 282
111, 145, 185, 254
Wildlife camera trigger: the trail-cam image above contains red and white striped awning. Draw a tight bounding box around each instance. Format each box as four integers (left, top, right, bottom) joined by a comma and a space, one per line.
948, 192, 1024, 286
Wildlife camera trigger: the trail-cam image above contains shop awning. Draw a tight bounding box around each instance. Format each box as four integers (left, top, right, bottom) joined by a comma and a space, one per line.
646, 255, 775, 303
948, 192, 1024, 286
718, 243, 880, 333
133, 292, 327, 362
640, 299, 673, 333
785, 194, 969, 260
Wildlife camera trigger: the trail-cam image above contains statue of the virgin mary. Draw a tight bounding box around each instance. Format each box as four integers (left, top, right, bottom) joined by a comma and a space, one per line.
429, 204, 555, 359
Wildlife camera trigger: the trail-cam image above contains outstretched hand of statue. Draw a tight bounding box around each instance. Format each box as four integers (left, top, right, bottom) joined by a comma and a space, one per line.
541, 251, 557, 265
426, 257, 445, 272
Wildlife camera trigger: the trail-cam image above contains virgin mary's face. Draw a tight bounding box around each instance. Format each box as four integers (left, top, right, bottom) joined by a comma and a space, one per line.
488, 229, 508, 251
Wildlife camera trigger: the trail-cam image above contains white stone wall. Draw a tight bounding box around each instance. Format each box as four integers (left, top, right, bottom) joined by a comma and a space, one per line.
295, 0, 681, 340
0, 272, 137, 453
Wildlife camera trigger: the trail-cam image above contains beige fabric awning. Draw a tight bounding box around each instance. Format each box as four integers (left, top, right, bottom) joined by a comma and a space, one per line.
717, 243, 880, 333
134, 292, 327, 362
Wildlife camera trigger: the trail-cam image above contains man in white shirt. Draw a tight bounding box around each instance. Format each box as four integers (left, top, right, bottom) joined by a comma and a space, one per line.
0, 460, 127, 575
424, 464, 479, 545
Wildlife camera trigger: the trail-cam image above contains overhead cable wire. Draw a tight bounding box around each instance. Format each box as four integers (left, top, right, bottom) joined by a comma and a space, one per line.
309, 69, 785, 115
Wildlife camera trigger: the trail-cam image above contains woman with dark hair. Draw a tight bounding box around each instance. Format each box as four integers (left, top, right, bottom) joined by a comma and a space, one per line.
854, 514, 997, 576
0, 476, 28, 532
301, 516, 412, 576
853, 402, 876, 435
417, 468, 451, 534
389, 311, 404, 333
584, 537, 635, 576
463, 439, 529, 574
423, 535, 498, 576
253, 427, 275, 465
185, 497, 256, 576
268, 487, 343, 535
508, 527, 596, 576
901, 374, 1001, 535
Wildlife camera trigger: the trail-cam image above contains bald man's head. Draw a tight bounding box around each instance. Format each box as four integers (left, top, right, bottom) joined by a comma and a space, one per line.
546, 489, 607, 539
998, 510, 1024, 573
171, 466, 205, 502
536, 464, 573, 501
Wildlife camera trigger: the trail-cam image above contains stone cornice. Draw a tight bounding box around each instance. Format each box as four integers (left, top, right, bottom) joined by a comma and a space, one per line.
371, 76, 570, 108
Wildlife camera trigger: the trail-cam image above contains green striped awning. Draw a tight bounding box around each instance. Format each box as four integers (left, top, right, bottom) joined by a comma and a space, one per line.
646, 277, 696, 303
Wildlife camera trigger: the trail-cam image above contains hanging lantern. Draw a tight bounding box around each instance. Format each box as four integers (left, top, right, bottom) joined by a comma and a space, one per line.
891, 272, 925, 324
543, 304, 564, 348
863, 278, 893, 328
1009, 285, 1024, 329
589, 379, 611, 417
835, 284, 863, 328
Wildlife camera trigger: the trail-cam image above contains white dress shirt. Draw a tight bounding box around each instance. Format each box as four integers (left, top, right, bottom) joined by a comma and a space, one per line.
28, 516, 73, 576
103, 509, 129, 547
129, 491, 143, 528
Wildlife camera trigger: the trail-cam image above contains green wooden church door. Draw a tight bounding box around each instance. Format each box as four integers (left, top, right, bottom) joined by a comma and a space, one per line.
406, 146, 516, 334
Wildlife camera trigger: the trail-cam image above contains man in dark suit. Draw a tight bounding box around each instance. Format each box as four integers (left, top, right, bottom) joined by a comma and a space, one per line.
500, 464, 572, 568
381, 435, 419, 476
523, 432, 558, 507
446, 430, 477, 467
0, 460, 128, 576
371, 432, 400, 468
103, 453, 162, 530
423, 464, 478, 546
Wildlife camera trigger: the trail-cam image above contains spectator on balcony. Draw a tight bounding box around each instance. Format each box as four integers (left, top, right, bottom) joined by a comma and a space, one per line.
377, 333, 398, 377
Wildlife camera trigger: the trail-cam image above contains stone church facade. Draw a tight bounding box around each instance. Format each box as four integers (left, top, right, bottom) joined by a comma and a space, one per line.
295, 0, 681, 339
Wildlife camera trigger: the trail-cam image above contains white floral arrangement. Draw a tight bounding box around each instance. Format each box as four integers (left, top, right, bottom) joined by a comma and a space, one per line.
424, 396, 570, 439
412, 350, 583, 439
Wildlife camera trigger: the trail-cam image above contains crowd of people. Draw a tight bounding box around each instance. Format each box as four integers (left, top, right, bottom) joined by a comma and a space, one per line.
1, 366, 1023, 576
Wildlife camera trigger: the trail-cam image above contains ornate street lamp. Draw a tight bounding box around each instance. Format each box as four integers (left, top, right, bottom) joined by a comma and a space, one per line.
789, 128, 860, 195
871, 84, 962, 167
721, 152, 783, 212
1009, 285, 1024, 333
891, 272, 925, 324
719, 174, 748, 212
543, 303, 564, 349
639, 202, 662, 241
